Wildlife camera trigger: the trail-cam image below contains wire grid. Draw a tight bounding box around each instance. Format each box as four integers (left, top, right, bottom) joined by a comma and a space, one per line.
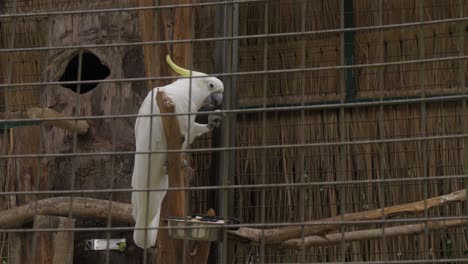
0, 0, 467, 263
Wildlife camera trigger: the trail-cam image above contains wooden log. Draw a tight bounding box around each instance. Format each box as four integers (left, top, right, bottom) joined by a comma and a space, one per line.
281, 219, 468, 249
227, 189, 467, 245
157, 90, 186, 216
9, 215, 75, 264
0, 197, 133, 229
154, 89, 185, 264
155, 90, 212, 264
0, 189, 466, 250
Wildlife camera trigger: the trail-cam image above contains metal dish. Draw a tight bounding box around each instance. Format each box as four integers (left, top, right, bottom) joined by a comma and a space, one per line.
164, 215, 239, 242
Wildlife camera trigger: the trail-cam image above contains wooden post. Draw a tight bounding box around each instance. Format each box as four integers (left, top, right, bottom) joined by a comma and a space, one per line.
9, 215, 75, 264
138, 0, 193, 89
155, 90, 212, 264
137, 0, 160, 89
137, 1, 211, 262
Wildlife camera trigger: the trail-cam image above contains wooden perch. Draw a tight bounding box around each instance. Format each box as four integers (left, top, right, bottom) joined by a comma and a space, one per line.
0, 189, 466, 250
282, 219, 468, 249
0, 197, 133, 229
1, 107, 89, 134
155, 89, 213, 264
228, 189, 467, 246
157, 90, 186, 214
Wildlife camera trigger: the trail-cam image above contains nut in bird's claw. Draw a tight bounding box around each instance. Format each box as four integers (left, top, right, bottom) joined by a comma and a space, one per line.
208, 114, 222, 130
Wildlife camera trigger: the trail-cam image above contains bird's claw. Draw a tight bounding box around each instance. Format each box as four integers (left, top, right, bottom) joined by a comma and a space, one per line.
208, 113, 222, 131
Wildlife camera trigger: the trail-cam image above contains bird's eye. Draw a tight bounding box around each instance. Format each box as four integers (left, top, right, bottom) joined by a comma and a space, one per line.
209, 83, 214, 89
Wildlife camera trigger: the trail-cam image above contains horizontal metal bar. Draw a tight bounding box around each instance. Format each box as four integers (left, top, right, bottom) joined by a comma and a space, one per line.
1, 89, 467, 128
324, 260, 468, 264
0, 133, 467, 158
0, 174, 466, 196
1, 54, 467, 89
1, 17, 466, 53
2, 215, 468, 233
0, 0, 265, 19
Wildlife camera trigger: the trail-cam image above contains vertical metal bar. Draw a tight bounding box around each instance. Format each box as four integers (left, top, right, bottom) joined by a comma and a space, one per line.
259, 1, 269, 263
31, 5, 52, 263
377, 0, 388, 261
105, 4, 124, 264
67, 49, 83, 219
298, 0, 307, 262
338, 0, 347, 262
213, 1, 227, 262
219, 16, 231, 264
182, 6, 196, 264
221, 3, 230, 262
222, 0, 239, 262
142, 78, 155, 264
142, 1, 159, 263
63, 47, 83, 264
5, 3, 17, 117
3, 0, 18, 214
458, 0, 468, 247
0, 129, 7, 258
4, 6, 18, 219
229, 1, 239, 225
142, 0, 159, 252
0, 0, 16, 254
41, 0, 56, 259
417, 0, 429, 260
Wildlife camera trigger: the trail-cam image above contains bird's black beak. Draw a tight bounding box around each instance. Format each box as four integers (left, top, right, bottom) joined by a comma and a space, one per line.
200, 92, 223, 111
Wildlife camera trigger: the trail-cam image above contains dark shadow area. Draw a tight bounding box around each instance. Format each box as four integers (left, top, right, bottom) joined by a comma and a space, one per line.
59, 52, 110, 94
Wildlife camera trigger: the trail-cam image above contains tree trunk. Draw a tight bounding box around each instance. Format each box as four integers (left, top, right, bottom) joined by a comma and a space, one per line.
41, 2, 148, 263
10, 215, 75, 264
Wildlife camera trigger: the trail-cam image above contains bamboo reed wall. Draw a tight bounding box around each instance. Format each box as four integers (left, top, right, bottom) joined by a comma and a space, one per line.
191, 0, 468, 262
1, 0, 467, 263
231, 1, 467, 263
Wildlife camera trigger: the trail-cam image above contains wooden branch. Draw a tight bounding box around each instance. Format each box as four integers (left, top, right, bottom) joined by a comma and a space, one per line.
0, 190, 465, 250
0, 197, 133, 229
281, 219, 468, 249
227, 189, 467, 245
155, 89, 185, 264
157, 90, 185, 215
156, 89, 212, 264
0, 107, 89, 134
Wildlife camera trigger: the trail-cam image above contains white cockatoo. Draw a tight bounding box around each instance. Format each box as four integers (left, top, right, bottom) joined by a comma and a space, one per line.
131, 55, 224, 248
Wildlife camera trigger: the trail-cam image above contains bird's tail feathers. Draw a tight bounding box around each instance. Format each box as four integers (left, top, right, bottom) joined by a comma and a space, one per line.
133, 211, 161, 249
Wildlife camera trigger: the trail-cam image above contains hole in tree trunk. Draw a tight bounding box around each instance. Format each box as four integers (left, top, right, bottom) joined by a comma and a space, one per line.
59, 52, 110, 94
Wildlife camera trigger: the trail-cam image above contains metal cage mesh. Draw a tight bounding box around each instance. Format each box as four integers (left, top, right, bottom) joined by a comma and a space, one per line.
0, 0, 467, 263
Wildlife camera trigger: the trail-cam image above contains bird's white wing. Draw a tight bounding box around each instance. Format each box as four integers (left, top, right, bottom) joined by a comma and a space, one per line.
131, 90, 168, 248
